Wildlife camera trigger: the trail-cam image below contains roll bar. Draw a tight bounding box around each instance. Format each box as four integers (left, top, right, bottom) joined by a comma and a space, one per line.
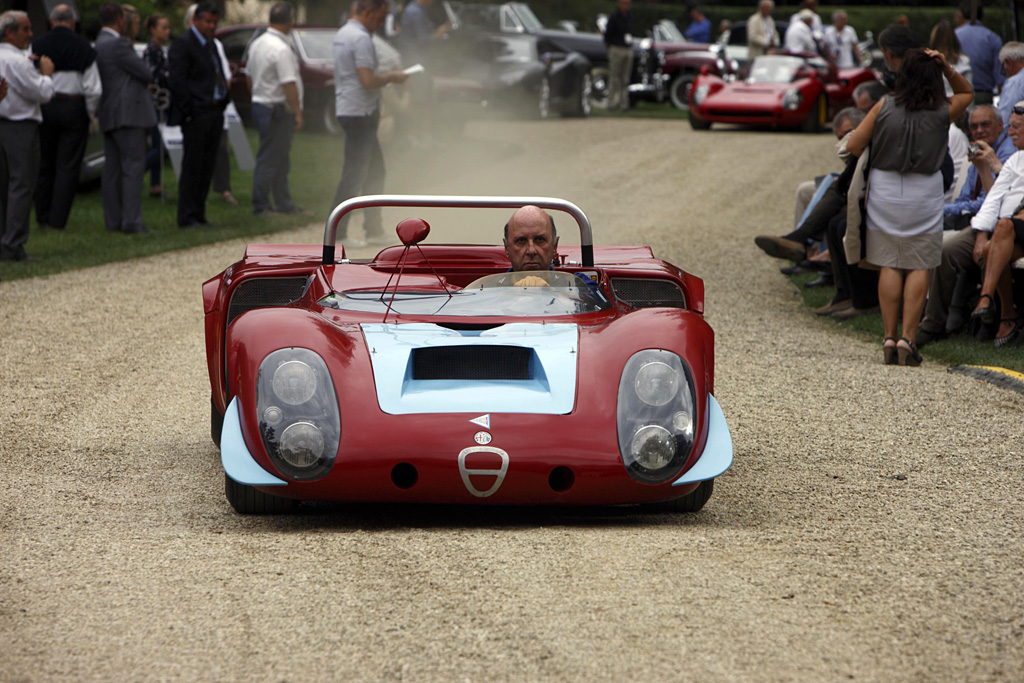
323, 195, 594, 267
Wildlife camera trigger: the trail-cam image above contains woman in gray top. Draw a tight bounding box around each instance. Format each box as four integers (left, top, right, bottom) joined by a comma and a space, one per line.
847, 48, 973, 366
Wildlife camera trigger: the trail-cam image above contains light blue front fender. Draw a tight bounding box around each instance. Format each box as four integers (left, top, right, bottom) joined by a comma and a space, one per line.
220, 397, 287, 486
672, 394, 733, 486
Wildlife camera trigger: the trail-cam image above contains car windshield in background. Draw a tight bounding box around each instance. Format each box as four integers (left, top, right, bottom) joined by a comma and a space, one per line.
654, 19, 686, 43
747, 56, 804, 83
507, 3, 544, 32
295, 29, 333, 62
320, 271, 609, 317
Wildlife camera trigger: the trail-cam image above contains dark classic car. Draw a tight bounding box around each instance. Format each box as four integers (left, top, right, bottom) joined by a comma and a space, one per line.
451, 2, 665, 107
688, 52, 877, 132
204, 194, 733, 514
430, 29, 593, 119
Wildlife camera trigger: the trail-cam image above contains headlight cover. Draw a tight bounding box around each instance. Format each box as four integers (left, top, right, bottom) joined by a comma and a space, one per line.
693, 84, 710, 106
257, 348, 340, 481
617, 350, 697, 484
782, 88, 802, 111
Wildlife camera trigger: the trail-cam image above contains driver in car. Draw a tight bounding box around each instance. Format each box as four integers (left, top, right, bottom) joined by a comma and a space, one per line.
504, 205, 558, 284
503, 205, 599, 291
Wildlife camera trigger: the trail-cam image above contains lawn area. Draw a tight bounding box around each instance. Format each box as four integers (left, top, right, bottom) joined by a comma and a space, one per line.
789, 270, 1024, 374
0, 128, 345, 283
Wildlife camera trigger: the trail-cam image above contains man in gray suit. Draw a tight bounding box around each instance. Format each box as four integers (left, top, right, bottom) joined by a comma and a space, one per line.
95, 2, 156, 234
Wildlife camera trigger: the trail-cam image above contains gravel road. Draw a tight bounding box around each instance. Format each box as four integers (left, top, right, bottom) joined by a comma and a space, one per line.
2, 117, 1022, 682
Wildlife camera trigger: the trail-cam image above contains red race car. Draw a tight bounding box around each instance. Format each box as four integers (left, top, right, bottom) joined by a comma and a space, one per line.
688, 52, 877, 132
203, 196, 733, 514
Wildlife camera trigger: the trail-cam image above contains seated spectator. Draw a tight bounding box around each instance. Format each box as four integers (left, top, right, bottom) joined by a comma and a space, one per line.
754, 107, 864, 264
917, 103, 1018, 347
996, 42, 1024, 127
961, 104, 1024, 347
853, 80, 887, 113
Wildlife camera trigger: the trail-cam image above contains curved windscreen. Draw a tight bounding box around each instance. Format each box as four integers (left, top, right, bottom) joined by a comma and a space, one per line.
320, 271, 609, 317
746, 55, 804, 83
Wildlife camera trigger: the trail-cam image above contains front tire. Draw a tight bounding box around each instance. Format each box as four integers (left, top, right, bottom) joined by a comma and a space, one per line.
211, 395, 223, 448
320, 90, 341, 135
589, 65, 609, 109
668, 73, 695, 110
801, 94, 827, 133
537, 76, 552, 120
566, 71, 592, 117
225, 474, 297, 514
688, 111, 712, 130
643, 479, 714, 513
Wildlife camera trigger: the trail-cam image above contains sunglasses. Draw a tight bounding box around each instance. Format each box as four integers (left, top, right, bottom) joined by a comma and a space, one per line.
1014, 105, 1024, 116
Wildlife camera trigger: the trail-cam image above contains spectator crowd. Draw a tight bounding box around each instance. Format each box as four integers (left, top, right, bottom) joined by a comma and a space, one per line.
753, 1, 1024, 359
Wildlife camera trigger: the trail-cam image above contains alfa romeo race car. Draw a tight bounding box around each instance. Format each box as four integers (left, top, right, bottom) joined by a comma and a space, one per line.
688, 52, 877, 132
203, 196, 733, 514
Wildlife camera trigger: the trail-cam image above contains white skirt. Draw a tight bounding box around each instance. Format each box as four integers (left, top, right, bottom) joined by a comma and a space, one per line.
865, 168, 943, 270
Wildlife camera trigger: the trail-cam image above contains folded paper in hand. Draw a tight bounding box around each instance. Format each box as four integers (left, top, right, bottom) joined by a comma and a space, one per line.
403, 64, 425, 76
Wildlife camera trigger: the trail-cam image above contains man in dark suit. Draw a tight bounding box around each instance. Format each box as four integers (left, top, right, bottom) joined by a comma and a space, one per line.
95, 2, 156, 234
32, 4, 100, 231
168, 2, 227, 228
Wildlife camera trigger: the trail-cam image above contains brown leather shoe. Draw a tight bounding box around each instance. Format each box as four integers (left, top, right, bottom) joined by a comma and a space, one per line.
754, 235, 806, 262
814, 299, 852, 316
832, 305, 880, 320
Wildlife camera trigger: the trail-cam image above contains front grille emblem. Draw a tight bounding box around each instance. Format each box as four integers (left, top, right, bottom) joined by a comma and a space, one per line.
458, 446, 509, 498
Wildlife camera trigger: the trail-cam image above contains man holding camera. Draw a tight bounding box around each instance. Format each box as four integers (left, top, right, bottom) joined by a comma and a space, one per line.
918, 103, 1020, 346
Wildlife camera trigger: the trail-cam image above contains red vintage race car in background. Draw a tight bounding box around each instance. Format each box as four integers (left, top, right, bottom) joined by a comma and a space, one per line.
688, 52, 878, 132
203, 195, 733, 514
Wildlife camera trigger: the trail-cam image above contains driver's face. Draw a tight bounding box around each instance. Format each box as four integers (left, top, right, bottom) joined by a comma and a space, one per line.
505, 212, 558, 271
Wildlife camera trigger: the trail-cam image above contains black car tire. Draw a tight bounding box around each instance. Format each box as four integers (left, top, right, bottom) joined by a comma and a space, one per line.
689, 111, 712, 130
589, 65, 609, 109
320, 89, 341, 135
211, 395, 223, 448
801, 93, 827, 133
537, 76, 552, 120
225, 473, 297, 514
642, 479, 714, 513
668, 73, 696, 111
567, 71, 592, 118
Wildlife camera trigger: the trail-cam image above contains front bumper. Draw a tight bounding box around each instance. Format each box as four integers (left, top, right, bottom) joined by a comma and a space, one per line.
220, 394, 733, 504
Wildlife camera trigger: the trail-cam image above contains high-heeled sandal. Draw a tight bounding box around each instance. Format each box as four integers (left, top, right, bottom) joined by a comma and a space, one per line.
897, 337, 922, 367
971, 293, 996, 324
882, 336, 898, 365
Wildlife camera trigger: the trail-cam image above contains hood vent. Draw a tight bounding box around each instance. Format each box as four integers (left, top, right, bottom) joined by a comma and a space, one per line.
412, 345, 532, 380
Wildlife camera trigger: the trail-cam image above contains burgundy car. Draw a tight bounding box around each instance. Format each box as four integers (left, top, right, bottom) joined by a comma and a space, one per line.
216, 24, 341, 133
688, 52, 877, 132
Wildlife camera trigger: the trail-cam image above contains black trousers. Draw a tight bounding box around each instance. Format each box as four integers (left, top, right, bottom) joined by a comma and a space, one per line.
783, 183, 846, 245
827, 212, 879, 309
36, 96, 89, 229
177, 108, 223, 226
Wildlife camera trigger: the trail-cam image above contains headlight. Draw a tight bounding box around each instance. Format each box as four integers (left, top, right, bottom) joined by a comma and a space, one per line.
782, 88, 802, 111
617, 350, 697, 484
272, 360, 317, 405
657, 50, 666, 66
257, 348, 340, 481
693, 84, 709, 106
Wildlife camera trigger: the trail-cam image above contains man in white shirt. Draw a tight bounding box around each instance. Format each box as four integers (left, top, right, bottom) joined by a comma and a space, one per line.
964, 106, 1024, 344
823, 11, 858, 68
31, 4, 101, 232
332, 0, 407, 247
0, 10, 54, 262
248, 2, 307, 217
784, 10, 818, 55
